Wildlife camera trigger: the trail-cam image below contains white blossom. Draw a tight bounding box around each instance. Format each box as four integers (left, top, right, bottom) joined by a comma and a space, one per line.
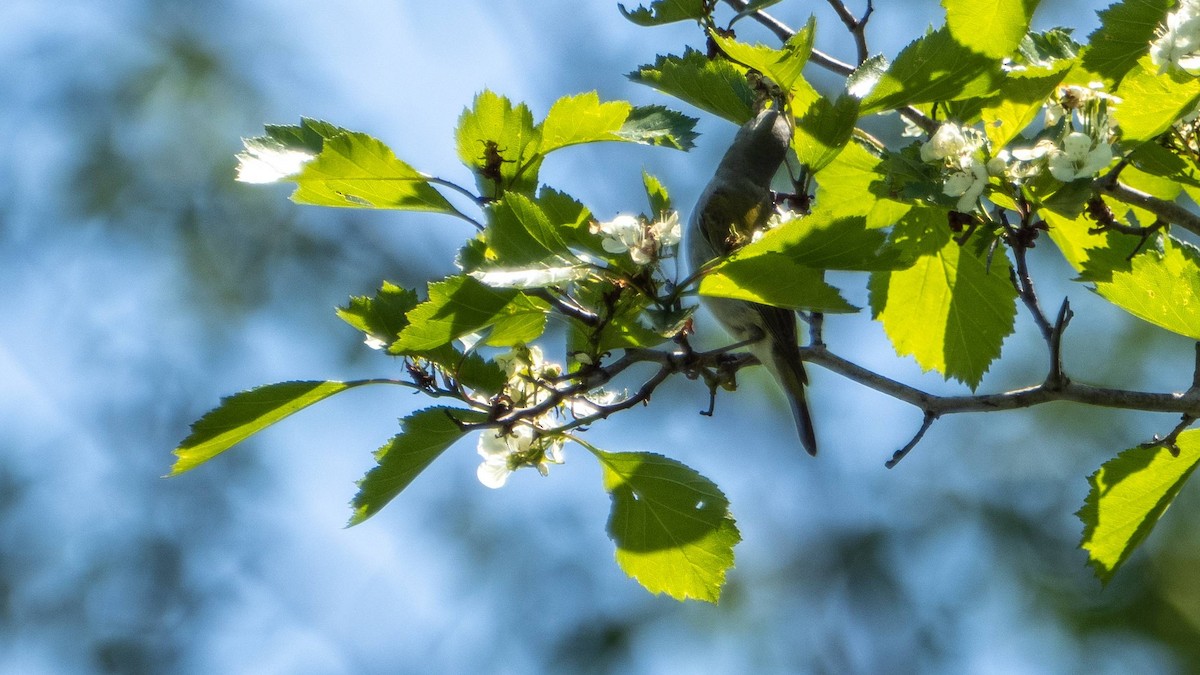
920, 123, 983, 163
651, 211, 682, 247
475, 424, 565, 488
1151, 0, 1200, 74
594, 212, 681, 265
942, 156, 990, 212
1046, 131, 1114, 182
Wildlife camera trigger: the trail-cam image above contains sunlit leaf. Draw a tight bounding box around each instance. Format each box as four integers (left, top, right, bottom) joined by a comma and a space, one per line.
617, 105, 699, 150
1113, 58, 1200, 146
618, 0, 706, 25
979, 61, 1073, 148
349, 407, 489, 526
708, 18, 814, 92
1080, 0, 1172, 85
1078, 432, 1200, 584
594, 450, 740, 603
943, 0, 1041, 59
700, 252, 857, 312
860, 27, 1000, 115
868, 207, 1016, 388
1093, 236, 1200, 340
813, 141, 912, 228
169, 380, 382, 475
456, 90, 542, 196
629, 48, 755, 123
336, 281, 420, 349
395, 275, 550, 352
732, 211, 911, 271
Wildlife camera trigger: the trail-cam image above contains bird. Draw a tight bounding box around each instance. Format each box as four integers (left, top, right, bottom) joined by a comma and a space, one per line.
686, 106, 818, 455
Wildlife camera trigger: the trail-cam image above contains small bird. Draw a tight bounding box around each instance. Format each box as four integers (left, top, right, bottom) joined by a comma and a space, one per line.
686, 107, 818, 455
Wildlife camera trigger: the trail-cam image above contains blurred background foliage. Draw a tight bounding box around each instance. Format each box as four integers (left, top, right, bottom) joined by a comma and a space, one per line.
1, 0, 1199, 672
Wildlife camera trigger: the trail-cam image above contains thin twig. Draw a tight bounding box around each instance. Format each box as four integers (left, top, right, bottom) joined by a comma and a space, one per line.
885, 410, 937, 468
825, 0, 873, 65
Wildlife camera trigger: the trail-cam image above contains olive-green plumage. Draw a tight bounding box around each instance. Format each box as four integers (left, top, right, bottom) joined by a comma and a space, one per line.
687, 108, 817, 455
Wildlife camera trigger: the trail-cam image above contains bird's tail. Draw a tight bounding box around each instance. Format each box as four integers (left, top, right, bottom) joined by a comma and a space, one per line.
760, 339, 818, 456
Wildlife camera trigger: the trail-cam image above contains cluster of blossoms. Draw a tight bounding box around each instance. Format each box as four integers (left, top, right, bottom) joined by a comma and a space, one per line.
593, 211, 681, 265
919, 123, 998, 212
1011, 84, 1118, 183
472, 345, 619, 488
1151, 0, 1200, 75
475, 345, 565, 488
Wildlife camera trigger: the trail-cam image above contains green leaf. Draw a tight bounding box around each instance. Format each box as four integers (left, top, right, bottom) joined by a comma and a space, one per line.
793, 91, 860, 172
537, 187, 599, 252
1078, 432, 1200, 584
272, 131, 457, 213
618, 0, 706, 25
943, 0, 1041, 59
1042, 210, 1143, 274
1114, 58, 1200, 146
733, 211, 911, 271
1130, 142, 1200, 188
642, 170, 672, 219
169, 380, 381, 475
1094, 236, 1200, 339
456, 90, 542, 196
629, 48, 755, 123
979, 62, 1073, 148
709, 17, 815, 92
813, 141, 912, 228
336, 281, 420, 349
567, 282, 667, 356
349, 407, 488, 526
700, 253, 857, 312
538, 92, 632, 154
395, 275, 550, 352
861, 26, 1000, 116
617, 105, 700, 150
868, 207, 1017, 388
594, 450, 740, 603
1080, 0, 1172, 85
1012, 27, 1081, 68
485, 192, 575, 267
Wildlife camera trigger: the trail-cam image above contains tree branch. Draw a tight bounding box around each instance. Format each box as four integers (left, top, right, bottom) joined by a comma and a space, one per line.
1096, 179, 1200, 238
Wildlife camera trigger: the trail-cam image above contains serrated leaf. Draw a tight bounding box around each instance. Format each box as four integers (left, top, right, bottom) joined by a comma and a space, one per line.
485, 192, 575, 267
980, 62, 1073, 148
537, 187, 599, 253
567, 282, 667, 355
349, 407, 489, 526
642, 170, 672, 219
813, 140, 913, 228
732, 210, 911, 271
793, 89, 861, 172
594, 450, 740, 603
539, 92, 633, 154
456, 90, 542, 196
1130, 142, 1200, 188
709, 18, 814, 92
868, 207, 1017, 388
1042, 210, 1144, 275
1078, 432, 1200, 584
169, 380, 380, 475
618, 0, 706, 25
700, 252, 857, 312
395, 275, 550, 352
1114, 57, 1200, 146
1080, 0, 1172, 85
1013, 27, 1081, 68
861, 27, 1000, 115
285, 132, 455, 212
617, 105, 700, 150
336, 281, 420, 348
1094, 236, 1200, 339
629, 48, 755, 123
943, 0, 1041, 59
